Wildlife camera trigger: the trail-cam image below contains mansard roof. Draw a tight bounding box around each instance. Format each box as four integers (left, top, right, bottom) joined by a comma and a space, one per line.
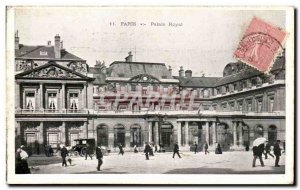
15, 44, 84, 61
107, 61, 173, 79
15, 62, 94, 81
177, 77, 220, 88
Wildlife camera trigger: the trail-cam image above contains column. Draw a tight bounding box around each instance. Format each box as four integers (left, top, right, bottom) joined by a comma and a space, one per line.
82, 83, 87, 109
15, 82, 21, 110
38, 121, 44, 153
39, 83, 44, 110
108, 128, 114, 150
61, 122, 66, 145
15, 122, 21, 149
148, 122, 153, 143
233, 121, 237, 147
125, 129, 131, 148
177, 122, 182, 146
61, 83, 65, 110
154, 122, 159, 146
205, 122, 209, 144
211, 122, 217, 147
185, 121, 189, 146
83, 121, 88, 138
238, 122, 243, 147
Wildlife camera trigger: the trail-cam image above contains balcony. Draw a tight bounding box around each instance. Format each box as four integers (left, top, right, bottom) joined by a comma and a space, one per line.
15, 109, 89, 115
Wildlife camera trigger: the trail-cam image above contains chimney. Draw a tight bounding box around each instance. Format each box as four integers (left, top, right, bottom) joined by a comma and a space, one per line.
54, 34, 61, 59
47, 41, 51, 46
185, 70, 192, 78
125, 51, 133, 62
168, 66, 172, 75
179, 66, 184, 77
15, 30, 19, 50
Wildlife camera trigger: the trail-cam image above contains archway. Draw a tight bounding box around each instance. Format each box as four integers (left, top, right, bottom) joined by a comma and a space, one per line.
242, 125, 250, 147
97, 124, 108, 147
268, 125, 277, 145
254, 124, 264, 139
130, 124, 142, 147
216, 123, 233, 151
114, 124, 125, 147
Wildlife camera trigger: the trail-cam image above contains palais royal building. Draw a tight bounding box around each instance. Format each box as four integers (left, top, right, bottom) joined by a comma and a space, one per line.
14, 33, 286, 153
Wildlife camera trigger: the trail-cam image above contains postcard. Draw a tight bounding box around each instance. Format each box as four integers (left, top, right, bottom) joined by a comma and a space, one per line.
6, 6, 294, 184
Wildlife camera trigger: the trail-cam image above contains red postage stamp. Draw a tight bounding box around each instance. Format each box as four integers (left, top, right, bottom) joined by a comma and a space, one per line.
234, 17, 287, 73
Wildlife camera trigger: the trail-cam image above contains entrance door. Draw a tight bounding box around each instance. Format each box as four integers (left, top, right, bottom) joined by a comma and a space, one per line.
114, 127, 125, 147
268, 125, 277, 145
97, 126, 108, 146
25, 133, 37, 153
160, 124, 173, 150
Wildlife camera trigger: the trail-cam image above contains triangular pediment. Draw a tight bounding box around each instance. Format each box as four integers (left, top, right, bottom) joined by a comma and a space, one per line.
15, 62, 92, 80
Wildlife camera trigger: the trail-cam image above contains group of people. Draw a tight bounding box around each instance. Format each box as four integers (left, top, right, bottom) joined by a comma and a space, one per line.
252, 140, 282, 167
15, 145, 30, 174
193, 142, 212, 154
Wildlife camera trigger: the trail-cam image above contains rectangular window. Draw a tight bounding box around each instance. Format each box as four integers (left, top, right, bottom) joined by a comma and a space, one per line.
247, 100, 252, 112
47, 133, 59, 147
131, 85, 136, 92
48, 92, 57, 110
25, 92, 35, 110
230, 102, 235, 111
153, 85, 158, 92
69, 133, 79, 146
238, 100, 243, 111
257, 98, 263, 112
225, 86, 229, 92
268, 97, 274, 112
69, 93, 79, 110
233, 83, 237, 91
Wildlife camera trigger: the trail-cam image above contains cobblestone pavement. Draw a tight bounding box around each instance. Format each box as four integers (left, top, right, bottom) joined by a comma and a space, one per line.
28, 151, 285, 174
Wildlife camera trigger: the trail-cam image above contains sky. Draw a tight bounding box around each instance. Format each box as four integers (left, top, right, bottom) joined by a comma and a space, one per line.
15, 7, 286, 77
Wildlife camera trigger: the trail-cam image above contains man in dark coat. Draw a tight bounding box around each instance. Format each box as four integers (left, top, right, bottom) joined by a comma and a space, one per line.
61, 145, 68, 167
96, 146, 103, 171
252, 143, 265, 167
85, 143, 93, 160
204, 142, 209, 155
118, 144, 124, 155
194, 142, 198, 154
144, 143, 152, 160
263, 141, 274, 159
273, 140, 281, 167
172, 142, 181, 159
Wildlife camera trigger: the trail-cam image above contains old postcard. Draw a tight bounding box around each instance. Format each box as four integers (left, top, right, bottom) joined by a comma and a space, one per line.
6, 6, 294, 184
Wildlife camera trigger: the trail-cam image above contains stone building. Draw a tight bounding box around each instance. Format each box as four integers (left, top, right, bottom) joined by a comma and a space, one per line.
15, 33, 286, 154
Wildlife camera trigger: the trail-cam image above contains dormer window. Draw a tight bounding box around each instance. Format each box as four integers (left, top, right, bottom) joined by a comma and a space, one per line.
40, 51, 48, 56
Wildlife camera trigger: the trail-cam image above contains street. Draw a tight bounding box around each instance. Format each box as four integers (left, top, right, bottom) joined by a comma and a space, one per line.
28, 151, 285, 174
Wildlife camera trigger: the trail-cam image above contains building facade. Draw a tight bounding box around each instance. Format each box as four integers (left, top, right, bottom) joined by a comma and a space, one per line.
15, 33, 286, 153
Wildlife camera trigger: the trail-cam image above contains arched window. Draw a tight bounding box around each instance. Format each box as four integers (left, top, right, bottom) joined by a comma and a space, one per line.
268, 125, 277, 145
114, 124, 125, 147
97, 125, 108, 146
130, 125, 142, 147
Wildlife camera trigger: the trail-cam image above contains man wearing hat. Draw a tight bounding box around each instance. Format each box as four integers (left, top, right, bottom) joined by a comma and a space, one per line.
273, 140, 281, 167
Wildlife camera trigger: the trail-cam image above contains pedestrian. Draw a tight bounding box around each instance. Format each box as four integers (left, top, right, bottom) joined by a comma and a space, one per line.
282, 140, 285, 154
194, 142, 198, 154
118, 144, 124, 155
263, 141, 274, 159
204, 142, 209, 155
144, 143, 151, 160
215, 143, 222, 154
273, 140, 281, 167
252, 143, 265, 167
149, 143, 154, 156
61, 145, 68, 167
85, 143, 93, 160
133, 145, 138, 153
96, 146, 103, 171
49, 145, 54, 157
172, 142, 181, 159
154, 144, 158, 153
15, 145, 31, 174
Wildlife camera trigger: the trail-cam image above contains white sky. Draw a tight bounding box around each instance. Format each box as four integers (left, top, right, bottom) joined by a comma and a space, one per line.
15, 7, 286, 77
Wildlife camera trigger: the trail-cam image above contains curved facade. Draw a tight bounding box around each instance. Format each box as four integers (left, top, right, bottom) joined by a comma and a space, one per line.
15, 34, 286, 153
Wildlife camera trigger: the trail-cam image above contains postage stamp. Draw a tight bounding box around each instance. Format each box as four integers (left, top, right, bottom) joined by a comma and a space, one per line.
234, 17, 288, 73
